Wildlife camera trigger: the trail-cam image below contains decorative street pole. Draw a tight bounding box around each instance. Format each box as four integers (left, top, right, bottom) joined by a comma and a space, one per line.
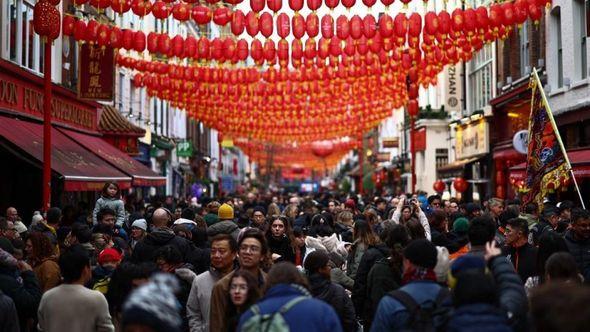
358, 132, 364, 196
42, 41, 53, 211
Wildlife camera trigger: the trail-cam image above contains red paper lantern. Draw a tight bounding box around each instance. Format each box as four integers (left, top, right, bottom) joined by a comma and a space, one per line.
438, 11, 451, 35
268, 0, 282, 13
321, 15, 334, 38
263, 39, 276, 62
408, 83, 418, 99
121, 29, 134, 50
528, 3, 542, 23
514, 0, 529, 25
251, 0, 265, 12
90, 0, 111, 10
304, 38, 317, 60
378, 14, 393, 38
407, 99, 419, 117
133, 30, 146, 52
213, 7, 232, 26
362, 0, 376, 7
33, 1, 59, 39
363, 15, 377, 38
250, 39, 263, 62
341, 0, 355, 9
237, 39, 249, 61
157, 33, 171, 55
185, 35, 197, 58
211, 38, 223, 61
394, 13, 408, 43
329, 36, 341, 56
475, 7, 489, 32
336, 15, 350, 39
292, 14, 306, 39
231, 10, 245, 35
325, 0, 339, 9
306, 13, 319, 38
172, 3, 190, 21
451, 9, 464, 35
489, 4, 504, 30
433, 180, 445, 193
277, 13, 291, 39
198, 37, 211, 59
246, 11, 260, 37
73, 20, 87, 41
501, 2, 515, 26
96, 24, 111, 48
308, 0, 321, 11
464, 8, 477, 36
259, 12, 273, 38
111, 0, 131, 14
277, 38, 289, 62
192, 5, 211, 25
147, 32, 159, 53
291, 38, 303, 61
349, 15, 363, 39
453, 177, 469, 192
86, 20, 100, 43
408, 12, 422, 38
172, 35, 184, 58
62, 15, 75, 36
289, 0, 304, 11
311, 140, 334, 157
381, 0, 394, 6
151, 1, 170, 19
131, 0, 152, 17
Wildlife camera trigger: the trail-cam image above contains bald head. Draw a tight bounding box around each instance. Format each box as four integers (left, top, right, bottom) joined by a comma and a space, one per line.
6, 207, 17, 222
152, 208, 171, 228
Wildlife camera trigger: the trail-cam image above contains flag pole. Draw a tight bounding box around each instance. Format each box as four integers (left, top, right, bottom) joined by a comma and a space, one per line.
532, 68, 586, 209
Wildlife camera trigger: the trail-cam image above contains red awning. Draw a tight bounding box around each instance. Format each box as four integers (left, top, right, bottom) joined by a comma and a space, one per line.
0, 117, 131, 191
509, 149, 590, 179
60, 129, 166, 187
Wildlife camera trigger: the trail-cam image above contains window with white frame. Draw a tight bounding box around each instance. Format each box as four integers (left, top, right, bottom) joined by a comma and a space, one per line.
520, 23, 530, 77
468, 44, 493, 112
3, 0, 44, 73
552, 8, 563, 87
575, 0, 587, 79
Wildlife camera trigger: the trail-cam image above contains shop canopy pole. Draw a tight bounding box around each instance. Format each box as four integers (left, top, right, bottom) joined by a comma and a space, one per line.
42, 40, 52, 212
569, 169, 586, 209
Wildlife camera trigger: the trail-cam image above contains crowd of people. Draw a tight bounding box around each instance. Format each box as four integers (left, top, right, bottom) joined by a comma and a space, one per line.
1, 181, 590, 332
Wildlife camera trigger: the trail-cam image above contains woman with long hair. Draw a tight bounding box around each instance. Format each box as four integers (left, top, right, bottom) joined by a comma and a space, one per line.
346, 220, 379, 280
25, 232, 61, 292
265, 216, 296, 263
226, 269, 261, 332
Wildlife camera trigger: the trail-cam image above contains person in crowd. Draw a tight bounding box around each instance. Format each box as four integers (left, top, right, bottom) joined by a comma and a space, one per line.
563, 208, 590, 282
187, 234, 238, 332
370, 239, 448, 331
305, 250, 356, 332
425, 195, 442, 215
37, 245, 114, 332
448, 217, 470, 259
346, 220, 378, 280
531, 207, 568, 245
465, 203, 483, 219
129, 218, 147, 249
209, 228, 268, 332
24, 232, 60, 292
365, 224, 410, 329
503, 218, 538, 283
391, 197, 431, 240
327, 199, 339, 215
344, 198, 359, 216
266, 203, 281, 219
121, 273, 182, 332
0, 288, 19, 332
92, 182, 125, 227
154, 245, 196, 331
90, 248, 122, 294
429, 210, 461, 253
93, 208, 128, 242
557, 200, 574, 223
524, 232, 570, 294
374, 197, 388, 221
468, 215, 497, 256
237, 262, 343, 332
328, 251, 354, 290
0, 243, 42, 332
520, 202, 540, 231
132, 208, 193, 263
544, 252, 583, 284
266, 216, 295, 263
496, 209, 519, 248
530, 282, 590, 332
65, 223, 96, 265
250, 206, 267, 231
226, 269, 261, 332
207, 204, 240, 240
487, 198, 505, 225
292, 226, 307, 267
334, 211, 354, 243
204, 202, 221, 226
364, 208, 383, 235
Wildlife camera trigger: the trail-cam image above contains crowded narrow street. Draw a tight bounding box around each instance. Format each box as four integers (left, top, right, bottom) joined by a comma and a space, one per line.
1, 0, 590, 331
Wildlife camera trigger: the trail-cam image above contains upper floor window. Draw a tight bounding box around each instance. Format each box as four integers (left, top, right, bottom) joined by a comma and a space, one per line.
520, 23, 530, 77
468, 44, 493, 113
3, 0, 44, 74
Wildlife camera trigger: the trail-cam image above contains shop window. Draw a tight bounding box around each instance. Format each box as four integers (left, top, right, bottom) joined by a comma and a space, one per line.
552, 8, 563, 87
575, 0, 587, 79
520, 23, 530, 77
468, 44, 493, 112
4, 0, 43, 73
435, 149, 448, 169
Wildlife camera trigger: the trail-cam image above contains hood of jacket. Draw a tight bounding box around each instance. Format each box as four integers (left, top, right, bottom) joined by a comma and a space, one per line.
145, 227, 176, 245
308, 273, 332, 298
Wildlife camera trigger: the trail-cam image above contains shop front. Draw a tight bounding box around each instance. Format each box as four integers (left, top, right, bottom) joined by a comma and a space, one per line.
0, 58, 164, 217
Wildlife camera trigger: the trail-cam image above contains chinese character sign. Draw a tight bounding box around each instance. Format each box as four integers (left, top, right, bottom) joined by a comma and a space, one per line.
78, 44, 114, 101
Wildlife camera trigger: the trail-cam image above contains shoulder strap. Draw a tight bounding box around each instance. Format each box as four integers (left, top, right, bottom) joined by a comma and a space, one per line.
250, 304, 261, 316
388, 290, 420, 314
279, 296, 308, 314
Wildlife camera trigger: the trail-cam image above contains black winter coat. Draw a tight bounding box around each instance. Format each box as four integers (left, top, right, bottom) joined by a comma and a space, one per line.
431, 229, 463, 254
351, 242, 389, 322
502, 243, 537, 284
488, 255, 529, 331
564, 230, 590, 283
0, 269, 42, 332
308, 273, 356, 332
366, 257, 402, 324
131, 227, 193, 263
267, 235, 295, 263
446, 303, 512, 332
0, 290, 19, 332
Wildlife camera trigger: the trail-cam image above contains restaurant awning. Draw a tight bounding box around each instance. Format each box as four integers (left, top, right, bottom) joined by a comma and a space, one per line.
509, 149, 590, 179
60, 129, 167, 187
437, 156, 481, 173
0, 117, 131, 191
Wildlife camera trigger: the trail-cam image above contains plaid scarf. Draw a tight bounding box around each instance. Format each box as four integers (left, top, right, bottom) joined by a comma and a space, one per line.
402, 265, 437, 284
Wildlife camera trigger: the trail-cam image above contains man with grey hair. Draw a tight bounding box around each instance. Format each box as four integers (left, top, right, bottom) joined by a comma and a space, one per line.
487, 198, 505, 228
132, 208, 193, 263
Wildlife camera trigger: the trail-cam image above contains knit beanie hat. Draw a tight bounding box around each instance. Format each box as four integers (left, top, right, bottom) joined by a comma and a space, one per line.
453, 217, 470, 233
122, 273, 182, 332
218, 204, 234, 220
344, 199, 356, 210
131, 219, 148, 231
253, 206, 266, 216
403, 239, 438, 269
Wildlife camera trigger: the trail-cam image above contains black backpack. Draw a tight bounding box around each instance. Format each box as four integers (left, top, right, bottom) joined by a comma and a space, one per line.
388, 287, 451, 332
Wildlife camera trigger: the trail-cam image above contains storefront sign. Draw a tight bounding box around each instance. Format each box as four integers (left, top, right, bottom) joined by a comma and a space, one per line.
444, 63, 463, 114
78, 44, 115, 101
513, 130, 529, 154
0, 70, 98, 131
414, 128, 426, 152
456, 120, 489, 159
376, 152, 391, 162
382, 137, 399, 148
176, 140, 194, 157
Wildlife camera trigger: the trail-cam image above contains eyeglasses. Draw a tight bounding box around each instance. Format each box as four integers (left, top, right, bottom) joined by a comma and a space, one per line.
239, 245, 261, 253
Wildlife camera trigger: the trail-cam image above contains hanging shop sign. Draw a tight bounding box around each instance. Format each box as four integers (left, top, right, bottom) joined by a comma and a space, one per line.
414, 128, 426, 152
176, 140, 194, 157
78, 44, 115, 101
382, 137, 400, 148
444, 63, 463, 115
456, 120, 489, 159
513, 130, 529, 154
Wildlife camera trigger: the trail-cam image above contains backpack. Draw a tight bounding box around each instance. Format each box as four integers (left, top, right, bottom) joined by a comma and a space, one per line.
388, 287, 450, 332
241, 296, 307, 332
